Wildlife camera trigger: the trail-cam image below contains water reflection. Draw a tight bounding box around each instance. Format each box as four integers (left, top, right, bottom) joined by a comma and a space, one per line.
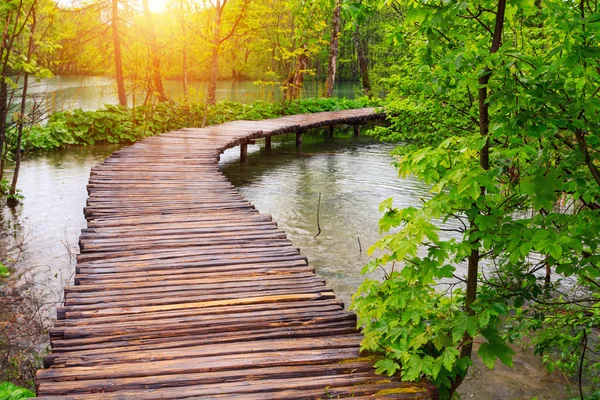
220, 128, 457, 306
27, 76, 359, 112
2, 144, 122, 311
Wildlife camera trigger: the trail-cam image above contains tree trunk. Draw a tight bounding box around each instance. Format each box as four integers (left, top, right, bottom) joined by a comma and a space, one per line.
142, 0, 166, 102
450, 0, 506, 394
284, 48, 309, 101
323, 0, 342, 97
353, 26, 371, 97
182, 41, 189, 101
181, 1, 189, 102
9, 7, 37, 205
0, 79, 7, 181
112, 0, 127, 107
207, 1, 222, 106
207, 41, 220, 105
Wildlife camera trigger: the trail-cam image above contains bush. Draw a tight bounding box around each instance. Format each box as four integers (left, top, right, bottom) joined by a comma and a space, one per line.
18, 97, 380, 153
0, 382, 35, 399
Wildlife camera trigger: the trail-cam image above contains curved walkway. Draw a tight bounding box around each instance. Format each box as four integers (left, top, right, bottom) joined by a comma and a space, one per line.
36, 108, 437, 399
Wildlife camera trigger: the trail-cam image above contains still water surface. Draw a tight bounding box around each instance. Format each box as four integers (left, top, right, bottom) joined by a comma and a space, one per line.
220, 130, 438, 305
29, 76, 359, 112
3, 144, 122, 307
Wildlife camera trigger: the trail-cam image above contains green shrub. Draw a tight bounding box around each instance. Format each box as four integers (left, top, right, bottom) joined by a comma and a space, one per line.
18, 97, 380, 153
0, 382, 35, 399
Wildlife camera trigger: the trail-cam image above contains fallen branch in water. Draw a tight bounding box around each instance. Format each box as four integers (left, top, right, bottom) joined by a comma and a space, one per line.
314, 192, 322, 239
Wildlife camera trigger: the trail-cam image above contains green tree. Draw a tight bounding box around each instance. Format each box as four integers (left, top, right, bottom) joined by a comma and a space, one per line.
1, 0, 55, 202
195, 0, 250, 104
111, 0, 126, 106
352, 0, 600, 397
323, 0, 342, 97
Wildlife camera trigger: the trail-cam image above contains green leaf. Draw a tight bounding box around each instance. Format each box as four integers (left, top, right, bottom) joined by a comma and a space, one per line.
403, 354, 425, 380
0, 382, 35, 399
0, 263, 9, 278
441, 347, 460, 371
452, 313, 478, 342
374, 358, 400, 376
379, 197, 394, 212
549, 244, 562, 260
477, 341, 514, 369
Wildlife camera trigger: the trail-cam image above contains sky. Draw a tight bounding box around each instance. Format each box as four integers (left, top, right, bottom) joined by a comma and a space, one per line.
144, 0, 168, 12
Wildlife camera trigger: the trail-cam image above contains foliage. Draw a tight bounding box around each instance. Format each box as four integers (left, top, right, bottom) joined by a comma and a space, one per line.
1, 0, 59, 201
18, 97, 379, 153
0, 382, 35, 399
0, 262, 9, 279
54, 0, 356, 83
352, 0, 600, 397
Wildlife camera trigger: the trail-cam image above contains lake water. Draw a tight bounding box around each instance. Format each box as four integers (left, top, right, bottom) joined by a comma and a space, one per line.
220, 129, 445, 306
27, 76, 359, 112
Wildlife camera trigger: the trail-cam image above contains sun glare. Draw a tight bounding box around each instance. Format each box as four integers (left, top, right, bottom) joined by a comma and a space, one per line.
147, 0, 168, 13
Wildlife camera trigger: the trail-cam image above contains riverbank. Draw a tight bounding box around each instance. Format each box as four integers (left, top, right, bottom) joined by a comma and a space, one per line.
30, 77, 361, 111
18, 97, 379, 154
0, 207, 51, 394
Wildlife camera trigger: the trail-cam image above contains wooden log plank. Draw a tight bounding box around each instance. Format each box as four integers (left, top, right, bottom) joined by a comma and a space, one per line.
49, 318, 357, 353
37, 348, 362, 381
36, 374, 423, 400
37, 361, 377, 395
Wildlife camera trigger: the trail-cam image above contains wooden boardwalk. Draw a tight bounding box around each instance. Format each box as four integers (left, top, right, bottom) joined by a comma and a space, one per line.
36, 108, 437, 399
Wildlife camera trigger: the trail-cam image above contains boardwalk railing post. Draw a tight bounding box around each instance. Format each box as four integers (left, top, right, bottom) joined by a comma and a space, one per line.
240, 142, 248, 163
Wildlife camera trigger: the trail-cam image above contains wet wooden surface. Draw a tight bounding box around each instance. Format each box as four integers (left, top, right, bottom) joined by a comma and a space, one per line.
36, 109, 437, 399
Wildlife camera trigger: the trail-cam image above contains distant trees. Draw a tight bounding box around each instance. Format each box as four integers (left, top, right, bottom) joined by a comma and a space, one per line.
56, 0, 167, 107
199, 0, 250, 104
0, 0, 401, 125
111, 0, 127, 106
50, 0, 383, 101
323, 0, 341, 97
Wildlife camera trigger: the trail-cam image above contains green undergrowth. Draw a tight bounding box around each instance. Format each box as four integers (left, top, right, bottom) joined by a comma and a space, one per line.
20, 97, 382, 153
0, 382, 35, 399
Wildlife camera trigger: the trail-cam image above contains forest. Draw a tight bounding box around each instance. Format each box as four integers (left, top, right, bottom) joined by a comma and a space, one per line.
1, 0, 600, 398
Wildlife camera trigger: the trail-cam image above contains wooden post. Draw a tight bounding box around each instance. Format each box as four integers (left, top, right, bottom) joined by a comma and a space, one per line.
328, 125, 334, 138
265, 136, 271, 152
240, 142, 248, 163
353, 125, 360, 137
296, 131, 303, 147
